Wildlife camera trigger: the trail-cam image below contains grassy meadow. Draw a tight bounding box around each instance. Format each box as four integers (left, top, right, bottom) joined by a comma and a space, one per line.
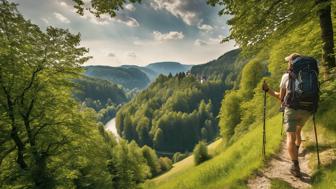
143, 115, 283, 189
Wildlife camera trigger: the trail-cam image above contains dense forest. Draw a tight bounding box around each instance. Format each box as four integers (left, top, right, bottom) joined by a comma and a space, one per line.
115, 49, 247, 153
191, 49, 247, 86
74, 76, 128, 124
0, 1, 172, 188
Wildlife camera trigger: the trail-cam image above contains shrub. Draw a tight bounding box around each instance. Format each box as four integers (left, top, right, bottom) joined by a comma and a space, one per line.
193, 141, 210, 165
172, 152, 189, 163
159, 157, 173, 172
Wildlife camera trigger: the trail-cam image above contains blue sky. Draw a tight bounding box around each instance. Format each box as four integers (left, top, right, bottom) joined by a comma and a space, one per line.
11, 0, 236, 66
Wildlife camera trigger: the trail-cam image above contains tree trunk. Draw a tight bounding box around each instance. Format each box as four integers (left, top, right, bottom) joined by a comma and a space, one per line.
6, 95, 27, 169
316, 0, 335, 79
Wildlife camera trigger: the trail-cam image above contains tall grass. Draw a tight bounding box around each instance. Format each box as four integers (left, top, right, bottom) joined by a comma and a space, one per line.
143, 115, 283, 189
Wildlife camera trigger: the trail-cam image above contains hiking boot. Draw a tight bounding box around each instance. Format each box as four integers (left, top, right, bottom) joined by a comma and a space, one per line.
290, 164, 301, 178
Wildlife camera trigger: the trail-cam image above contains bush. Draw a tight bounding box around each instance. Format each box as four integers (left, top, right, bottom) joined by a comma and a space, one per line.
159, 157, 173, 172
193, 141, 210, 165
172, 152, 189, 163
141, 145, 161, 177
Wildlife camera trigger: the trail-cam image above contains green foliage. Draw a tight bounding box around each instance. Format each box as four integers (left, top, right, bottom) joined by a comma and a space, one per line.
218, 91, 242, 144
239, 58, 267, 99
159, 157, 173, 172
311, 161, 336, 189
72, 0, 141, 17
172, 152, 189, 163
144, 115, 283, 189
74, 76, 127, 123
116, 75, 228, 152
0, 2, 150, 188
142, 145, 162, 177
207, 0, 315, 51
191, 49, 246, 86
75, 76, 127, 107
193, 141, 210, 165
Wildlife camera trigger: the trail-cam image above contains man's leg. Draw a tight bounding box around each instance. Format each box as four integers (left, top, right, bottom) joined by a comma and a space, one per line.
287, 132, 298, 160
295, 126, 302, 152
287, 132, 301, 177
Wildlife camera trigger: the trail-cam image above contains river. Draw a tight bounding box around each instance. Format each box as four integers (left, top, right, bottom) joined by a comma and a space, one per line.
104, 118, 120, 140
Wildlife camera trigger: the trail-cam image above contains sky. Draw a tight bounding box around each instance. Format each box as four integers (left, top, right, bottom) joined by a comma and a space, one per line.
10, 0, 236, 66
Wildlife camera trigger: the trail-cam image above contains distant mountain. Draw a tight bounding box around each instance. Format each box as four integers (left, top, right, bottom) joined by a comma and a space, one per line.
121, 65, 158, 81
84, 65, 151, 90
191, 49, 246, 86
146, 62, 192, 76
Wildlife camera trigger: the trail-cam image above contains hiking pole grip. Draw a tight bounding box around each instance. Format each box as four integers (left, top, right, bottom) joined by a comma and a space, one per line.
313, 114, 321, 167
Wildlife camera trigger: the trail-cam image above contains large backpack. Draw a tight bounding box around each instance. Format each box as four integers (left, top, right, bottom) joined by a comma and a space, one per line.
283, 56, 319, 112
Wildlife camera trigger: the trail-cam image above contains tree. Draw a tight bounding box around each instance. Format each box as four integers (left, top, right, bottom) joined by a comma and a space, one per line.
72, 0, 141, 17
141, 145, 161, 177
193, 141, 210, 165
218, 91, 242, 144
0, 1, 91, 187
208, 0, 335, 78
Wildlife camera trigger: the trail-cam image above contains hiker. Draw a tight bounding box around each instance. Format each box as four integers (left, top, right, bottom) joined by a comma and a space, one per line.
262, 53, 319, 177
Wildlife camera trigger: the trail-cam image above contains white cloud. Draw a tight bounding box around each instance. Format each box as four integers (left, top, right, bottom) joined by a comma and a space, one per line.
125, 3, 136, 11
150, 0, 200, 25
118, 16, 139, 27
81, 10, 139, 27
59, 1, 69, 7
209, 35, 225, 44
153, 31, 184, 41
194, 35, 226, 47
194, 39, 207, 46
54, 12, 70, 24
198, 24, 214, 33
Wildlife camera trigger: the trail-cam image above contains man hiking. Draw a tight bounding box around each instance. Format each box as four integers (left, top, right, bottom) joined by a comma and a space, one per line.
262, 53, 319, 177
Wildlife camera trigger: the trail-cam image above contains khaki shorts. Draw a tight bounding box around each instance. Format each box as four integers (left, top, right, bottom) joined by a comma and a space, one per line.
284, 108, 312, 132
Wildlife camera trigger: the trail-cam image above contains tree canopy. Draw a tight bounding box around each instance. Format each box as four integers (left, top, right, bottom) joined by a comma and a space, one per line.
208, 0, 335, 78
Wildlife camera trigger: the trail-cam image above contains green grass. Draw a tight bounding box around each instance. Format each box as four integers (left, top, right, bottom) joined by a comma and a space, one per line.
303, 94, 336, 189
270, 179, 294, 189
142, 115, 283, 189
151, 139, 223, 183
311, 160, 336, 189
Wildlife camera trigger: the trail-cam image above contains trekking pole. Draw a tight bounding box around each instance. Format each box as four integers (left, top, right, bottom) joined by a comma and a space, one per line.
281, 111, 284, 136
262, 89, 266, 161
313, 114, 321, 168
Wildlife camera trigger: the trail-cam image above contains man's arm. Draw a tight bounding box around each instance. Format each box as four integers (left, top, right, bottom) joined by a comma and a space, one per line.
262, 81, 286, 101
267, 88, 286, 101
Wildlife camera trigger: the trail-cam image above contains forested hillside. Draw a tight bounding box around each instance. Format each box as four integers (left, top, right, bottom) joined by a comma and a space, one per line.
145, 0, 336, 188
85, 65, 151, 90
74, 76, 127, 123
116, 74, 229, 152
191, 49, 247, 86
121, 65, 159, 81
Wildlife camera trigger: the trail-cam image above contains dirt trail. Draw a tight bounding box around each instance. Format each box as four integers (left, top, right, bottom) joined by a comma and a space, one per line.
248, 139, 313, 189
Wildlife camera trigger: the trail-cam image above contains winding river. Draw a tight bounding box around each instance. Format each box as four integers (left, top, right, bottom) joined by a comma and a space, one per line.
104, 118, 120, 140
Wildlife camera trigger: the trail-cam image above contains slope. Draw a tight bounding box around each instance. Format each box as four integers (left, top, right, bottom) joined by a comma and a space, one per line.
84, 65, 151, 90
143, 115, 283, 189
190, 48, 245, 86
